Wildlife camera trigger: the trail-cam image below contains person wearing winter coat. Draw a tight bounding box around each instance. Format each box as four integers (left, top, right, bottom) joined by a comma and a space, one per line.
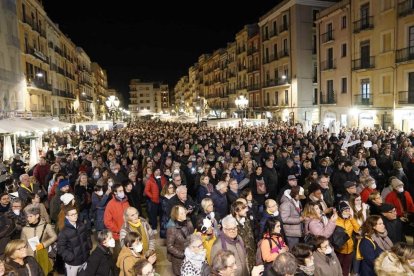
119, 207, 155, 255
4, 239, 44, 276
11, 154, 26, 181
211, 181, 229, 219
0, 215, 15, 257
335, 201, 360, 276
117, 232, 156, 276
33, 157, 50, 189
210, 215, 249, 276
231, 200, 256, 271
374, 242, 414, 276
259, 218, 288, 268
6, 198, 26, 240
280, 186, 303, 248
379, 203, 405, 244
57, 205, 92, 276
166, 205, 194, 275
291, 243, 315, 276
17, 174, 46, 203
79, 230, 116, 276
180, 233, 210, 276
24, 193, 50, 224
91, 185, 110, 232
20, 205, 57, 258
385, 178, 414, 217
358, 215, 393, 276
160, 182, 176, 238
144, 168, 167, 230
259, 199, 282, 238
311, 236, 342, 276
50, 178, 70, 223
104, 184, 130, 261
303, 202, 337, 238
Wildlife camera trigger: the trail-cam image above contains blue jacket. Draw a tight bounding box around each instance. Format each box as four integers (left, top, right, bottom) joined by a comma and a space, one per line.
359, 237, 383, 276
231, 169, 246, 184
211, 191, 228, 219
91, 193, 110, 231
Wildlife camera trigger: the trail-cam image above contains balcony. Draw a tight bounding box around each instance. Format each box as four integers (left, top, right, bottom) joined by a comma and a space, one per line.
247, 47, 259, 55
269, 29, 277, 38
396, 47, 414, 63
398, 0, 414, 17
321, 31, 334, 43
398, 91, 414, 104
247, 65, 260, 73
353, 16, 374, 33
320, 91, 336, 104
321, 59, 336, 71
354, 94, 373, 105
352, 56, 375, 70
263, 79, 277, 88
247, 84, 261, 91
279, 24, 288, 33
278, 50, 289, 58
26, 47, 49, 63
27, 79, 52, 91
52, 89, 76, 99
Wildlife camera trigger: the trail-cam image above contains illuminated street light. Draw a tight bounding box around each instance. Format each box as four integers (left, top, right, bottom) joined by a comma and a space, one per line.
235, 95, 248, 127
195, 105, 201, 127
105, 95, 120, 126
36, 72, 44, 77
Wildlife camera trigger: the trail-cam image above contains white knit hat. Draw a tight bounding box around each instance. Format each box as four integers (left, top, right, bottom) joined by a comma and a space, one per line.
60, 193, 74, 205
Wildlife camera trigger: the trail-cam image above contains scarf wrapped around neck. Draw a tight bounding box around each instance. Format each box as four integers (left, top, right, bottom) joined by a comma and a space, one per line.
371, 231, 393, 251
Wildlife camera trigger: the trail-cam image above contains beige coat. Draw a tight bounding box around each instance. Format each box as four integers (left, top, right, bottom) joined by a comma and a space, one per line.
24, 203, 50, 224
116, 246, 145, 276
20, 218, 57, 256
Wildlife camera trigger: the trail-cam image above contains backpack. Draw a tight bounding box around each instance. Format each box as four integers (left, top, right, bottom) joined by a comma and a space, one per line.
356, 237, 375, 261
255, 238, 274, 265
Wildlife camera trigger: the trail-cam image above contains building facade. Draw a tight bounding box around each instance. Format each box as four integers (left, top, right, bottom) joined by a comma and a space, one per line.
129, 79, 168, 119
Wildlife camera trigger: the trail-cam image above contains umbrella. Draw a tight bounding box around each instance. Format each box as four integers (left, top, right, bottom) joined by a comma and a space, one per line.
2, 135, 14, 161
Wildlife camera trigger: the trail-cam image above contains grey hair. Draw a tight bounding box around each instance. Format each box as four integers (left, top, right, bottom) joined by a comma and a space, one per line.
24, 205, 40, 216
272, 252, 298, 275
176, 185, 187, 194
19, 174, 29, 182
201, 198, 213, 211
221, 215, 237, 228
186, 232, 203, 248
216, 181, 226, 190
123, 207, 139, 222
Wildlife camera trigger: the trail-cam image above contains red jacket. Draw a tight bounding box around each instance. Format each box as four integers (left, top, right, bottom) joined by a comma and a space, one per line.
144, 175, 167, 204
104, 196, 130, 240
33, 164, 50, 186
360, 187, 375, 203
385, 191, 414, 217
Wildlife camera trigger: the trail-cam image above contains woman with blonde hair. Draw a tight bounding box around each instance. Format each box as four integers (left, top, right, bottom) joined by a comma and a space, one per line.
4, 239, 44, 275
375, 242, 414, 275
303, 201, 337, 238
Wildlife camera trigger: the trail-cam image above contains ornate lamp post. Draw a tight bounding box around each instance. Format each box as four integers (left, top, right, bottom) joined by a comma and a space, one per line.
195, 105, 201, 127
235, 95, 249, 126
105, 95, 120, 126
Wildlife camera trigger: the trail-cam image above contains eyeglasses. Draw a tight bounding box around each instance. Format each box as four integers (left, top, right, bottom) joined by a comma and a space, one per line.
68, 212, 78, 217
224, 227, 238, 232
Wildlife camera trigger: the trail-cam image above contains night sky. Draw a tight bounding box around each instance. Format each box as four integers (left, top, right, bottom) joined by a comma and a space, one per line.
42, 0, 281, 104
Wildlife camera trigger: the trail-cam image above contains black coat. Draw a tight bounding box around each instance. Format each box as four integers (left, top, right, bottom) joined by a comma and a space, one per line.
263, 166, 279, 198
8, 256, 44, 276
381, 215, 405, 244
57, 220, 92, 266
80, 245, 115, 276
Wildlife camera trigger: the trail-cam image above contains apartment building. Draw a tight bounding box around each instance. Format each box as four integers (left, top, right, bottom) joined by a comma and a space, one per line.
259, 0, 336, 125
129, 79, 168, 119
173, 76, 188, 113
91, 62, 108, 120
0, 0, 25, 116
247, 26, 262, 117
316, 0, 352, 127
76, 47, 94, 120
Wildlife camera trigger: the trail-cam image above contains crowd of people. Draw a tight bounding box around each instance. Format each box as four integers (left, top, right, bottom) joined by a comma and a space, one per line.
0, 120, 414, 276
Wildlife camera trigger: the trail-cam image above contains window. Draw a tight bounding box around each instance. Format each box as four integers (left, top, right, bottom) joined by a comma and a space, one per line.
341, 43, 347, 57
361, 79, 371, 103
381, 0, 392, 11
341, 77, 347, 93
274, 91, 279, 106
382, 75, 391, 94
284, 90, 289, 105
313, 88, 318, 105
283, 15, 288, 29
382, 33, 392, 52
313, 10, 319, 27
266, 93, 270, 105
272, 21, 277, 34
341, 16, 347, 29
283, 39, 288, 53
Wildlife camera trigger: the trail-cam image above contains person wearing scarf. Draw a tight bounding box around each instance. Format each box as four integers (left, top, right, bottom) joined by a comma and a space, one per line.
195, 217, 216, 265
291, 243, 315, 276
119, 207, 155, 256
359, 215, 393, 276
180, 233, 210, 276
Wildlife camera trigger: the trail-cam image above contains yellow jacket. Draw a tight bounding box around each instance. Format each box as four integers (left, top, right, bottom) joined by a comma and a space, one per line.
199, 232, 216, 265
335, 217, 360, 254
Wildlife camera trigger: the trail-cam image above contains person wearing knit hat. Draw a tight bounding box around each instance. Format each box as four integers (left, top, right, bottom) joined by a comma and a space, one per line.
341, 181, 357, 202
58, 179, 70, 190
335, 200, 360, 276
385, 177, 414, 218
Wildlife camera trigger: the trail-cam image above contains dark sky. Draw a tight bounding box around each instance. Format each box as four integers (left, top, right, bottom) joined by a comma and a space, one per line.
42, 0, 281, 103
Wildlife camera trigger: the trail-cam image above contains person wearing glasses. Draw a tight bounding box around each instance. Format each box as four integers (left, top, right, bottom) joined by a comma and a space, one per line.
160, 183, 176, 239
180, 233, 210, 276
4, 239, 43, 276
378, 203, 405, 244
57, 205, 92, 276
310, 235, 342, 276
211, 215, 249, 276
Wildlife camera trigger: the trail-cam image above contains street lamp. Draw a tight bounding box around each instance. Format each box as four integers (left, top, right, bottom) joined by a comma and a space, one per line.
235, 95, 249, 120
195, 105, 201, 127
105, 95, 120, 126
